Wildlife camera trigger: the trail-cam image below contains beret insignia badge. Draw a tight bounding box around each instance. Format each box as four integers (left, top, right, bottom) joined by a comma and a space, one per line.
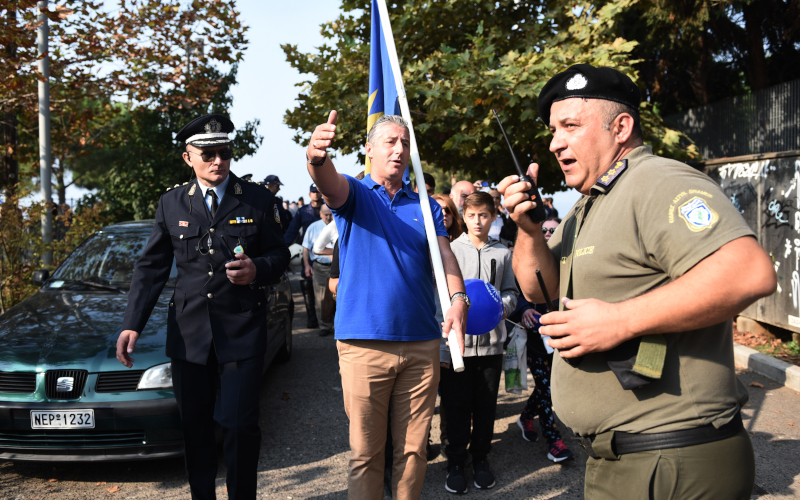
566, 73, 588, 90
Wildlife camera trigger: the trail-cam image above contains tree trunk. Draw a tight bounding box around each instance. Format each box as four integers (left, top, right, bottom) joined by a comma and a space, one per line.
688, 32, 711, 106
2, 8, 18, 199
742, 3, 768, 91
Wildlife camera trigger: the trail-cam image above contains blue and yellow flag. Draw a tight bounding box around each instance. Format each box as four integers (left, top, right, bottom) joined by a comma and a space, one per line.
366, 0, 400, 174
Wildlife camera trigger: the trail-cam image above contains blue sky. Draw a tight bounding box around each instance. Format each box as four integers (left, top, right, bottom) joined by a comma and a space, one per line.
67, 0, 580, 215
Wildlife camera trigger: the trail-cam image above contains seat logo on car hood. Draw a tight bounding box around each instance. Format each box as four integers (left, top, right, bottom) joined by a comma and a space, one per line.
56, 377, 74, 392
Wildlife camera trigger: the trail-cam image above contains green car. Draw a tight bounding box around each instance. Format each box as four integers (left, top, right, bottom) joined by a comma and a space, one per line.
0, 220, 293, 461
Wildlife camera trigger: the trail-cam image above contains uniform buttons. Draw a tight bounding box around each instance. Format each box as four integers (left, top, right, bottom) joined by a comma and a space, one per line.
179, 234, 184, 239
207, 293, 214, 299
209, 249, 215, 255
208, 271, 214, 277
258, 302, 261, 306
209, 228, 215, 233
169, 302, 174, 307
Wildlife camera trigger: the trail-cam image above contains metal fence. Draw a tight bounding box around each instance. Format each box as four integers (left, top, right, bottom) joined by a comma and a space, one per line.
666, 79, 800, 160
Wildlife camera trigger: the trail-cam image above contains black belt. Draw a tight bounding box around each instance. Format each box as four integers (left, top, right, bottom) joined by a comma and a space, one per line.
577, 412, 744, 459
313, 261, 331, 266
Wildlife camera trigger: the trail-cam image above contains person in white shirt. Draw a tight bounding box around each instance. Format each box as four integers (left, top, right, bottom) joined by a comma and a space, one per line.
302, 204, 335, 336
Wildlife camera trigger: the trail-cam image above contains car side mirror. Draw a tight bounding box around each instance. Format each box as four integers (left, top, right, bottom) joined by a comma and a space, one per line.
32, 269, 50, 286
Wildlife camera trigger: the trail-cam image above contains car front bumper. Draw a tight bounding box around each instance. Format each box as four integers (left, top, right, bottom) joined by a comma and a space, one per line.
0, 398, 184, 462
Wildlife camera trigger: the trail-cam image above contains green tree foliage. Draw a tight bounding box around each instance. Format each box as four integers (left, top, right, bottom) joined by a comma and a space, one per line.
0, 189, 111, 312
618, 0, 800, 116
1, 0, 255, 207
76, 66, 262, 221
283, 0, 699, 193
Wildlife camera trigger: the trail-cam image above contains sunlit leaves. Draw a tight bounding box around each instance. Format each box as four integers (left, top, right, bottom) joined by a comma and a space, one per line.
282, 0, 698, 193
1, 0, 251, 200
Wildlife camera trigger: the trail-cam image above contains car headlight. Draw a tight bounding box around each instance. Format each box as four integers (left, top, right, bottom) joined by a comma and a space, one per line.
137, 362, 173, 390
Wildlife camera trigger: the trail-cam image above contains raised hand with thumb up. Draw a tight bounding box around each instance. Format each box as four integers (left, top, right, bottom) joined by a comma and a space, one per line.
304, 110, 350, 209
307, 110, 338, 167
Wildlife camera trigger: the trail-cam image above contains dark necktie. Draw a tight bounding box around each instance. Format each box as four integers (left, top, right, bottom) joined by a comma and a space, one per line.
209, 190, 218, 218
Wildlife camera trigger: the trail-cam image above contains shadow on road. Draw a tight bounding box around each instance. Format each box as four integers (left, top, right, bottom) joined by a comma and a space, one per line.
737, 369, 800, 498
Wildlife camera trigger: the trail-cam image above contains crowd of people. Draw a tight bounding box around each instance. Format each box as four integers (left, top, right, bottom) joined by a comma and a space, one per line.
119, 63, 776, 500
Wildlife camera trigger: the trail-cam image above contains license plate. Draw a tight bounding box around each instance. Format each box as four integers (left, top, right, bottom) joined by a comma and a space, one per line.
30, 410, 94, 429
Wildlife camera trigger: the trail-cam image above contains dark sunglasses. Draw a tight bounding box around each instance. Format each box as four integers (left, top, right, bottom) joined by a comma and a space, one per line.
189, 148, 233, 162
441, 207, 451, 215
542, 227, 556, 234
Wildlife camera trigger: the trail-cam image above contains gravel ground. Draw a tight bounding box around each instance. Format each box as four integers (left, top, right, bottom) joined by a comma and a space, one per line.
1, 278, 798, 499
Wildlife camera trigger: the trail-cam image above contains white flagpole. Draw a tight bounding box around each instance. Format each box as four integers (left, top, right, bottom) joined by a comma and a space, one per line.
375, 0, 464, 372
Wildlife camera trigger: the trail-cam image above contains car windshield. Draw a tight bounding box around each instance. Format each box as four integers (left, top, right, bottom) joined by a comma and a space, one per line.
49, 231, 177, 290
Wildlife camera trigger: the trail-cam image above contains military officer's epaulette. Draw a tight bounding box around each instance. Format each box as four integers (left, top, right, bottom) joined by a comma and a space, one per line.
244, 179, 267, 188
242, 179, 270, 190
165, 181, 191, 193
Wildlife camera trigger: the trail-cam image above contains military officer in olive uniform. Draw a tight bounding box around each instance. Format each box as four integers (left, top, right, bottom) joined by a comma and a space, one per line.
117, 114, 290, 500
498, 65, 777, 499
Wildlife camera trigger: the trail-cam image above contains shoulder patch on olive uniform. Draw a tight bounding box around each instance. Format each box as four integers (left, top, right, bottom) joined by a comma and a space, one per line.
678, 197, 718, 232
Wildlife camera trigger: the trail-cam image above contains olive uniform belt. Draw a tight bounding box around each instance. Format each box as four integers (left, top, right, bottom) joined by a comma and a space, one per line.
577, 412, 744, 460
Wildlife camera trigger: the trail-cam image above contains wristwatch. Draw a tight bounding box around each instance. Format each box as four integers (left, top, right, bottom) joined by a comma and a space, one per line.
450, 292, 471, 309
306, 153, 326, 167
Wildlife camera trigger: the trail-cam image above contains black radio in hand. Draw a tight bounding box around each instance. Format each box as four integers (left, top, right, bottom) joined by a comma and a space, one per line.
491, 109, 547, 224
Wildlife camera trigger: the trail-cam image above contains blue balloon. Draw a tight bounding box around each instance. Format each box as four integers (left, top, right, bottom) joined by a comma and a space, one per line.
464, 279, 503, 335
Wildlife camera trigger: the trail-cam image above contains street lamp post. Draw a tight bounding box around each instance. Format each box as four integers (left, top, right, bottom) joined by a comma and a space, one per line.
37, 0, 53, 266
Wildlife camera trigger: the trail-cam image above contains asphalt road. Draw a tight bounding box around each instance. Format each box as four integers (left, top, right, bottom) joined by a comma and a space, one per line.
1, 278, 799, 499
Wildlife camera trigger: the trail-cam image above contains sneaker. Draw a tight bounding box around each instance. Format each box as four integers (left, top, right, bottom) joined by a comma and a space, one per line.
472, 457, 496, 490
517, 416, 539, 442
547, 438, 574, 463
445, 463, 468, 494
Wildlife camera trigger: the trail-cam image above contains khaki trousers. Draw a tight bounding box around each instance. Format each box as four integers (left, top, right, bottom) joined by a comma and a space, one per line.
337, 338, 440, 500
584, 427, 755, 500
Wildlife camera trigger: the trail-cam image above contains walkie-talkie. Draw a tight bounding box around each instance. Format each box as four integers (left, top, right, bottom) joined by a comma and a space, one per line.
492, 109, 547, 223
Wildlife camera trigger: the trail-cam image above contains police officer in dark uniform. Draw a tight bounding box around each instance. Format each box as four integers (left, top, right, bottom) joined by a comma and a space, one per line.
264, 174, 292, 232
116, 114, 290, 500
283, 184, 322, 328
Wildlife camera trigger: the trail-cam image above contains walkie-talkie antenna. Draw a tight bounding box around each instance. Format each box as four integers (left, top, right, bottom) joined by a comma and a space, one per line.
492, 109, 525, 177
491, 109, 547, 223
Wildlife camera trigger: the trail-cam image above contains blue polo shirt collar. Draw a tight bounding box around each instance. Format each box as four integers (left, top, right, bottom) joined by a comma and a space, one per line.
361, 174, 418, 200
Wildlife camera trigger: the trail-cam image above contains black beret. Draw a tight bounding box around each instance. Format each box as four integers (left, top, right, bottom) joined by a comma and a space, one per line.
537, 64, 640, 126
175, 114, 235, 147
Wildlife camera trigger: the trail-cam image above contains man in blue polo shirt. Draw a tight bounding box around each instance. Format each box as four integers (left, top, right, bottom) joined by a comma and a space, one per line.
305, 111, 468, 500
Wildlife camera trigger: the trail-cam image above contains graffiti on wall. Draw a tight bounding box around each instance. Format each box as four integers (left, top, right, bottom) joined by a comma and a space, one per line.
711, 156, 800, 331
